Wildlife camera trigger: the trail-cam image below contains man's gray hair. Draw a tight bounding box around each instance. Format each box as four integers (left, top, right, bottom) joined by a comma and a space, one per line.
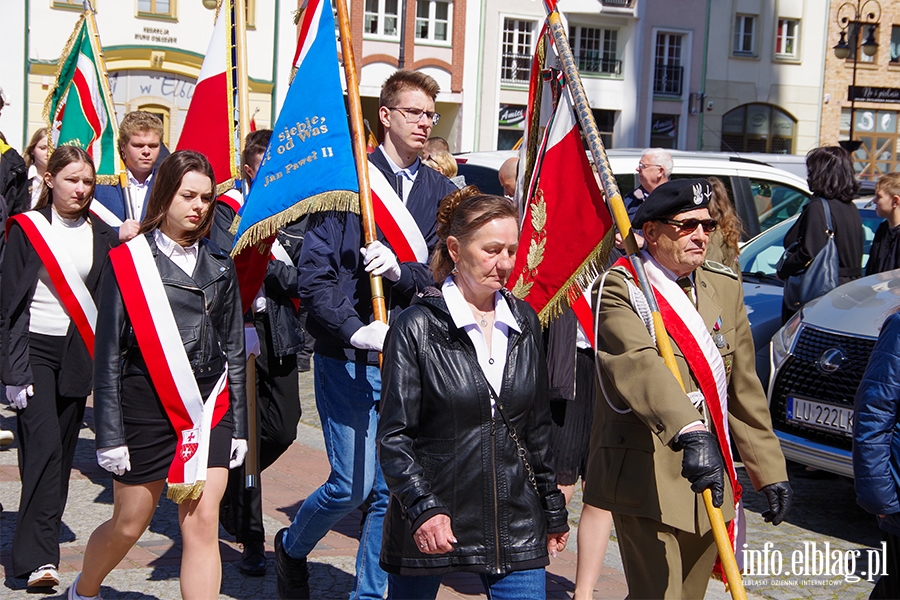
642, 148, 674, 178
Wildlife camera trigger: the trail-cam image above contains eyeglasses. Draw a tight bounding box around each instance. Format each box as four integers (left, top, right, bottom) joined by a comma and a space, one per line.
388, 107, 441, 126
637, 162, 663, 171
657, 218, 718, 233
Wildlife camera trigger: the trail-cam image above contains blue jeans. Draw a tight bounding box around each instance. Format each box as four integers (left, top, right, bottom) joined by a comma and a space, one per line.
282, 354, 389, 600
386, 568, 546, 600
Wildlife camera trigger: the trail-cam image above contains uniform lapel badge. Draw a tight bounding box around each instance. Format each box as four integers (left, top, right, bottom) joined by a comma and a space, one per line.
712, 317, 726, 349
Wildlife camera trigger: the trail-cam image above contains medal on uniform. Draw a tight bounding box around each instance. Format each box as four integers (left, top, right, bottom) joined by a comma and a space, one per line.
712, 317, 726, 349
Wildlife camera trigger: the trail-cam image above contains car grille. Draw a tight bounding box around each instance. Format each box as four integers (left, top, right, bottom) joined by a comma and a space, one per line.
769, 325, 876, 450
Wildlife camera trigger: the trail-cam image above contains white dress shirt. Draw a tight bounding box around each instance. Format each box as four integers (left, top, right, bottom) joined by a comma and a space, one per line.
27, 165, 42, 208
127, 169, 154, 219
154, 229, 199, 277
378, 146, 419, 205
442, 277, 521, 407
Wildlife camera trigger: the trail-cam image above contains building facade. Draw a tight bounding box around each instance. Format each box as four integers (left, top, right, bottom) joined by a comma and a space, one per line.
821, 0, 900, 179
700, 0, 828, 157
2, 0, 304, 151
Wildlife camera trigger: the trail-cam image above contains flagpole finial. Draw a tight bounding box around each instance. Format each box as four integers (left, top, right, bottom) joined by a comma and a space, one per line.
83, 0, 94, 12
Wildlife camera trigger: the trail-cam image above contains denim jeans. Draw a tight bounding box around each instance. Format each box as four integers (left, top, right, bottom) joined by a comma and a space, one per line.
386, 568, 546, 600
282, 354, 389, 600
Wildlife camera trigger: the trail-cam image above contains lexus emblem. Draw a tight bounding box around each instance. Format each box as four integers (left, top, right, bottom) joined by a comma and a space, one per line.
817, 348, 846, 374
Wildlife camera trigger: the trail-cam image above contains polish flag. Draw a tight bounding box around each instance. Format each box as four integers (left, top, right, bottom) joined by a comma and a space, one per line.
176, 4, 237, 188
510, 84, 613, 326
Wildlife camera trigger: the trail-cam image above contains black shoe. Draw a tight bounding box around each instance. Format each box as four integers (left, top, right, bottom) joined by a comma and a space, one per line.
239, 541, 267, 576
275, 528, 310, 599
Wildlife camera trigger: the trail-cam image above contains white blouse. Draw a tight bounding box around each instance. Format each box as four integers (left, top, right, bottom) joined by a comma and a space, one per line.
29, 210, 93, 336
154, 229, 199, 277
442, 276, 521, 405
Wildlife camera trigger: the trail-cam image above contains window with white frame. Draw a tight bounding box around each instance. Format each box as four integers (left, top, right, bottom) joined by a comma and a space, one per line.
138, 0, 174, 18
501, 18, 536, 85
733, 14, 755, 55
775, 18, 799, 58
416, 0, 451, 43
654, 33, 684, 96
364, 0, 399, 38
569, 25, 620, 75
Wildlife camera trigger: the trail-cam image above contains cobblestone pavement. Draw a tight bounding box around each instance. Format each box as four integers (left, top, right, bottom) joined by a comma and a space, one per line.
0, 365, 874, 598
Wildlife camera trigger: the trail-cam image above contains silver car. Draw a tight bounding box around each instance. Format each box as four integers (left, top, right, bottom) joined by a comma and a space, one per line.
768, 268, 900, 477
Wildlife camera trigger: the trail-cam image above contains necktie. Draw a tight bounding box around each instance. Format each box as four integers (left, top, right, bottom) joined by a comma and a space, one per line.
677, 276, 695, 306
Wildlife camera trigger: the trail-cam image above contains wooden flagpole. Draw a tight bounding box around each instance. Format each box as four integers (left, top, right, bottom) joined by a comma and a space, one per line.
335, 0, 389, 330
233, 0, 260, 489
545, 9, 746, 599
82, 1, 129, 211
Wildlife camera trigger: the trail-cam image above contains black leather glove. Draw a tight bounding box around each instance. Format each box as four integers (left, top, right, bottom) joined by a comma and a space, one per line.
678, 430, 725, 507
761, 481, 793, 525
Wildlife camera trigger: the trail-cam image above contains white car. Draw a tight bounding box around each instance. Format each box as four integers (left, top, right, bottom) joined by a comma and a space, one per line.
455, 149, 812, 239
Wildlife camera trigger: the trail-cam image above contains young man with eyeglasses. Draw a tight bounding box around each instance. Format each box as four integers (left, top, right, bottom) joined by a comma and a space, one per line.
274, 70, 456, 600
586, 178, 792, 599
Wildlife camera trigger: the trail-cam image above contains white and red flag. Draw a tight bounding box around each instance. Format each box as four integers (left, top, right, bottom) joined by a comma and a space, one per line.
175, 2, 239, 192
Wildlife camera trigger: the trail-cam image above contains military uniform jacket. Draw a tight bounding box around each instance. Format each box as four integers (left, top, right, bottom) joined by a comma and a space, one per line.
583, 260, 788, 535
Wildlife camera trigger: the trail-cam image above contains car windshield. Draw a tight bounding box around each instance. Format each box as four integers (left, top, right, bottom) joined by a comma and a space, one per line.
739, 207, 882, 277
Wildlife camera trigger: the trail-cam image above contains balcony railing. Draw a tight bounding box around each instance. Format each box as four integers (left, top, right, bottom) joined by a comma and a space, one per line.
653, 64, 683, 96
601, 0, 635, 6
501, 53, 532, 86
577, 54, 622, 76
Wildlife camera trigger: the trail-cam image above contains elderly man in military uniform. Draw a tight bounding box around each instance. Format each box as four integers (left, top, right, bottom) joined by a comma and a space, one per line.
585, 178, 793, 599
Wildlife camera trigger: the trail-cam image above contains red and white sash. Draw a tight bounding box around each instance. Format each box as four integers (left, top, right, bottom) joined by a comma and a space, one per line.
9, 212, 97, 357
109, 234, 230, 503
369, 166, 428, 263
90, 200, 123, 228
614, 254, 743, 577
217, 189, 243, 214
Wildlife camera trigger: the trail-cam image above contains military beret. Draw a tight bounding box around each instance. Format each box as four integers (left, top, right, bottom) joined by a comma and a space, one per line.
632, 178, 711, 229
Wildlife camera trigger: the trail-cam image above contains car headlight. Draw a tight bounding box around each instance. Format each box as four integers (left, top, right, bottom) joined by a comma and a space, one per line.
771, 310, 803, 371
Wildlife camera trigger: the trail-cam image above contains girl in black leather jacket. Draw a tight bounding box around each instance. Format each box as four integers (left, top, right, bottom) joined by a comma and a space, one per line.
71, 151, 247, 600
377, 189, 569, 599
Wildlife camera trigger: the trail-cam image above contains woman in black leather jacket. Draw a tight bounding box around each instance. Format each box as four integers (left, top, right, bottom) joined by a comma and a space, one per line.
377, 189, 569, 600
70, 151, 247, 600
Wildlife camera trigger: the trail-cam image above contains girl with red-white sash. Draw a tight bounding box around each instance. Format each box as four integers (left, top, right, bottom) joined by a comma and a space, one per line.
1, 146, 119, 588
71, 151, 248, 600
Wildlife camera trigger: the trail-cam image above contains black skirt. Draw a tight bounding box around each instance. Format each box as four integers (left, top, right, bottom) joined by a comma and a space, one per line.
548, 348, 596, 486
115, 370, 234, 485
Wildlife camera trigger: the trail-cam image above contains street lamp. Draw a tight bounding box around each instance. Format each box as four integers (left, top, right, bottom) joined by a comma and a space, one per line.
833, 0, 882, 153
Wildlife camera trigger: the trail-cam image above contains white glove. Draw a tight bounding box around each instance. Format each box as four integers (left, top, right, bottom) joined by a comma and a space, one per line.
230, 438, 248, 469
97, 445, 131, 476
5, 384, 33, 410
244, 325, 261, 359
360, 241, 401, 282
349, 321, 389, 352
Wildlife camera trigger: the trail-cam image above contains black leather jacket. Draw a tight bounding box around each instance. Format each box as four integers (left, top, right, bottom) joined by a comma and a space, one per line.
93, 233, 247, 448
377, 287, 568, 576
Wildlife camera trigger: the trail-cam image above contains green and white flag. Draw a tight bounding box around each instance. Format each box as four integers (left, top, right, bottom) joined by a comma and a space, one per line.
43, 13, 119, 184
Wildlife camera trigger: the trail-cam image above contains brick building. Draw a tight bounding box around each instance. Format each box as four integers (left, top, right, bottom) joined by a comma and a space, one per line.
821, 0, 900, 179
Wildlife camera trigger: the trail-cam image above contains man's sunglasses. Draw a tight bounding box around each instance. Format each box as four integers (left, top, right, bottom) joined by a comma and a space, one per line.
656, 218, 718, 232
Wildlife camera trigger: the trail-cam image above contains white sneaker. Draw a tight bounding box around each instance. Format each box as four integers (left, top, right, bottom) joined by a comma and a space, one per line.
0, 429, 12, 446
68, 573, 102, 600
27, 564, 59, 587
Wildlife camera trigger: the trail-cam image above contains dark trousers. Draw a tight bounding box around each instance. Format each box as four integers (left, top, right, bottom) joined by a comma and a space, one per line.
224, 313, 300, 543
871, 530, 900, 599
12, 334, 86, 578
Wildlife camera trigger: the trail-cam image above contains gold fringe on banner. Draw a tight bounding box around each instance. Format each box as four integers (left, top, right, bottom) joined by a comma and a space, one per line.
230, 190, 360, 256
535, 227, 615, 327
95, 174, 118, 186
521, 36, 547, 204
217, 178, 237, 197
167, 479, 206, 504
